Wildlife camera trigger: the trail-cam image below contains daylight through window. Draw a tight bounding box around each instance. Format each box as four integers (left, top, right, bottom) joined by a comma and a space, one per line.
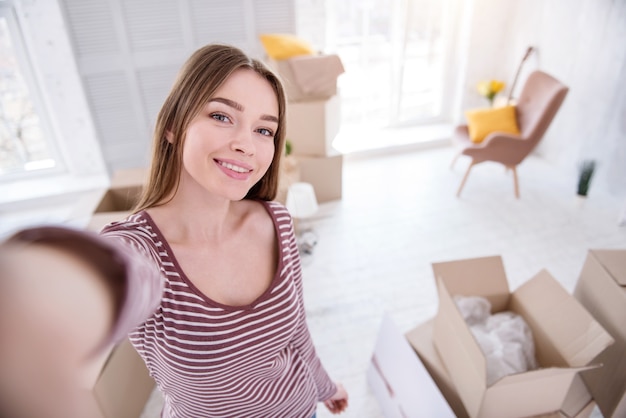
0, 7, 57, 177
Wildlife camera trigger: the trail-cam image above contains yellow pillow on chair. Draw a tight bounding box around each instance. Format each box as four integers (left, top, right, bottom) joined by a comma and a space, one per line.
465, 105, 520, 143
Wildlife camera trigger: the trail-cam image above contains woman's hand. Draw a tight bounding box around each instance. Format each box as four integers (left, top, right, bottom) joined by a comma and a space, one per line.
324, 382, 348, 414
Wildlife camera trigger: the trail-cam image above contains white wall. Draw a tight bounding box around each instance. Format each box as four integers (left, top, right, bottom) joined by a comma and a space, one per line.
456, 0, 626, 196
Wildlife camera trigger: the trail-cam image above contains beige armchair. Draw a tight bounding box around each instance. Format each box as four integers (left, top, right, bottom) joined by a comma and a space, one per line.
451, 70, 569, 198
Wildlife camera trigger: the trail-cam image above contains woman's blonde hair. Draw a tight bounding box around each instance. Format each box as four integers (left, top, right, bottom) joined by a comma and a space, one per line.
133, 44, 287, 212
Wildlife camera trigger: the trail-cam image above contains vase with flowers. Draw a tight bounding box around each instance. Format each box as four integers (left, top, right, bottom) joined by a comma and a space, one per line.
477, 79, 506, 107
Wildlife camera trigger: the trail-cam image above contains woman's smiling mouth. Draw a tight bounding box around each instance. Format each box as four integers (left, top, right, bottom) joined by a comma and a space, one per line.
216, 159, 252, 173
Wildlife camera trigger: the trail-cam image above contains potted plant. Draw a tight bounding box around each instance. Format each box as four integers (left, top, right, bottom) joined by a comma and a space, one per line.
577, 159, 596, 198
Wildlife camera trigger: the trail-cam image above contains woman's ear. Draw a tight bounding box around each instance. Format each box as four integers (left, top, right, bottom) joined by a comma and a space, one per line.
165, 130, 174, 143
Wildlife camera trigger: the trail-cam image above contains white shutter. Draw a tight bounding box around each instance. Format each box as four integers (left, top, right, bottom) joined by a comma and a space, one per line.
137, 65, 181, 129
189, 0, 247, 47
59, 0, 295, 172
121, 0, 185, 52
62, 0, 120, 57
253, 0, 295, 34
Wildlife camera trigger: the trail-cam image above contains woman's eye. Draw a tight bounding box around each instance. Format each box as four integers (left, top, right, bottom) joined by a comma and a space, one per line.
211, 113, 230, 123
257, 128, 274, 137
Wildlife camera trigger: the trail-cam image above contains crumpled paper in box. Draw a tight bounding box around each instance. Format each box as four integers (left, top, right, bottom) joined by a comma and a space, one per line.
454, 295, 538, 386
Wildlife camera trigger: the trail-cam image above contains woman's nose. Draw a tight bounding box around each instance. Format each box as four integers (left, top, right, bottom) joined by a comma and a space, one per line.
231, 127, 254, 155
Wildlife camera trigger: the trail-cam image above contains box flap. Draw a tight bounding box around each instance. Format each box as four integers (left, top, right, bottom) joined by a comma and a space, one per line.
590, 249, 626, 286
406, 319, 470, 418
432, 256, 510, 311
284, 54, 345, 94
510, 270, 614, 368
94, 186, 142, 213
481, 367, 587, 418
433, 276, 487, 417
367, 315, 455, 417
560, 374, 593, 418
110, 167, 147, 188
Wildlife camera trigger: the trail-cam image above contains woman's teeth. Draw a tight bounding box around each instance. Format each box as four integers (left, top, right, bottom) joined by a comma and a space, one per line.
219, 161, 250, 173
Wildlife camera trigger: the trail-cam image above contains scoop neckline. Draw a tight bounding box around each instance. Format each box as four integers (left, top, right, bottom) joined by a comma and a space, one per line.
140, 200, 285, 312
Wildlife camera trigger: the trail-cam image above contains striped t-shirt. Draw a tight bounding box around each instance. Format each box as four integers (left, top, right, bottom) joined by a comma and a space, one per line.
101, 200, 336, 418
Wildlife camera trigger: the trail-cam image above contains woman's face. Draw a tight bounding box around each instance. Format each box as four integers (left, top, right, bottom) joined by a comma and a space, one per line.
179, 69, 279, 202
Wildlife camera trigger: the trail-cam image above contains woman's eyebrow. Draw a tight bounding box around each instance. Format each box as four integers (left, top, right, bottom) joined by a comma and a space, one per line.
209, 97, 243, 111
261, 114, 279, 123
209, 97, 278, 123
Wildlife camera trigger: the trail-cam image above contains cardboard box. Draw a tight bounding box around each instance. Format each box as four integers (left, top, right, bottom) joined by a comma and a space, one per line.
367, 315, 456, 417
86, 338, 155, 418
110, 167, 148, 189
431, 255, 613, 418
407, 318, 596, 418
87, 168, 147, 231
296, 152, 343, 203
574, 249, 626, 418
286, 95, 341, 157
270, 54, 345, 102
88, 185, 142, 231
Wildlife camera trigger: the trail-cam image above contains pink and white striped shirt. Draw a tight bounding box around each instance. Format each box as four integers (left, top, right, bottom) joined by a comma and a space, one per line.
101, 201, 336, 418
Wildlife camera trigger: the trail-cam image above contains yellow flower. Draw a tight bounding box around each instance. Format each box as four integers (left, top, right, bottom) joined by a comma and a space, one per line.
476, 79, 506, 105
490, 80, 505, 94
476, 81, 490, 97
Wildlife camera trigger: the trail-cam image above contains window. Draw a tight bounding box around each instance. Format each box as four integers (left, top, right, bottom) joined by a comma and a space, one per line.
329, 0, 458, 129
0, 3, 60, 178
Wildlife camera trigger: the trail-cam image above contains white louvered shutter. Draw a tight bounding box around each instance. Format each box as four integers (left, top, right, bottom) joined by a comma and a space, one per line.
59, 0, 295, 172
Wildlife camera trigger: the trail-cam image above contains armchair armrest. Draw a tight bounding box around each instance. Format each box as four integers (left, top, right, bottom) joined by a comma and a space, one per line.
463, 132, 532, 166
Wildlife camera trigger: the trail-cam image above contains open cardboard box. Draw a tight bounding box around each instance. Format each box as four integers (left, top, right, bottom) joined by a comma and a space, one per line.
406, 318, 597, 418
87, 168, 147, 232
431, 255, 614, 418
574, 249, 626, 418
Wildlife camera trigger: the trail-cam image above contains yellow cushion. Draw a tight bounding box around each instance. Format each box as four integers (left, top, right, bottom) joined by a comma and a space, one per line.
465, 105, 520, 143
259, 34, 316, 60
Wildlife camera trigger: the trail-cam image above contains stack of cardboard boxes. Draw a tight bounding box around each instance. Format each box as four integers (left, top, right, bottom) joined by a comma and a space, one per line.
269, 53, 346, 204
371, 253, 625, 418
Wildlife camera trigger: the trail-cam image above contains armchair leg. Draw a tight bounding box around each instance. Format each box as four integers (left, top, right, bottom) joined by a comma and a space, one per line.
457, 161, 475, 197
450, 151, 462, 170
510, 165, 520, 198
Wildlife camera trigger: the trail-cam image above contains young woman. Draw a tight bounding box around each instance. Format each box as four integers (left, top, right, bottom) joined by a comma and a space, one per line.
101, 44, 348, 417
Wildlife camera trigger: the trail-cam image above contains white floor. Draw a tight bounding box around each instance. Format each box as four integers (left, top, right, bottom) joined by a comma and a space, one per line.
2, 143, 624, 417
137, 144, 625, 418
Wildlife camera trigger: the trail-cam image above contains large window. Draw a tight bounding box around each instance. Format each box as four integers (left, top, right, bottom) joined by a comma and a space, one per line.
329, 0, 457, 129
0, 4, 60, 178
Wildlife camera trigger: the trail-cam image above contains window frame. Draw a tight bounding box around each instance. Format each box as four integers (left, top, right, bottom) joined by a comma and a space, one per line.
0, 0, 109, 206
0, 2, 66, 181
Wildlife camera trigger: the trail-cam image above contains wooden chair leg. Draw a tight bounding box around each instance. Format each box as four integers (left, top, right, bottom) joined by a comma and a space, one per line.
450, 151, 462, 170
510, 165, 520, 198
457, 161, 475, 197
